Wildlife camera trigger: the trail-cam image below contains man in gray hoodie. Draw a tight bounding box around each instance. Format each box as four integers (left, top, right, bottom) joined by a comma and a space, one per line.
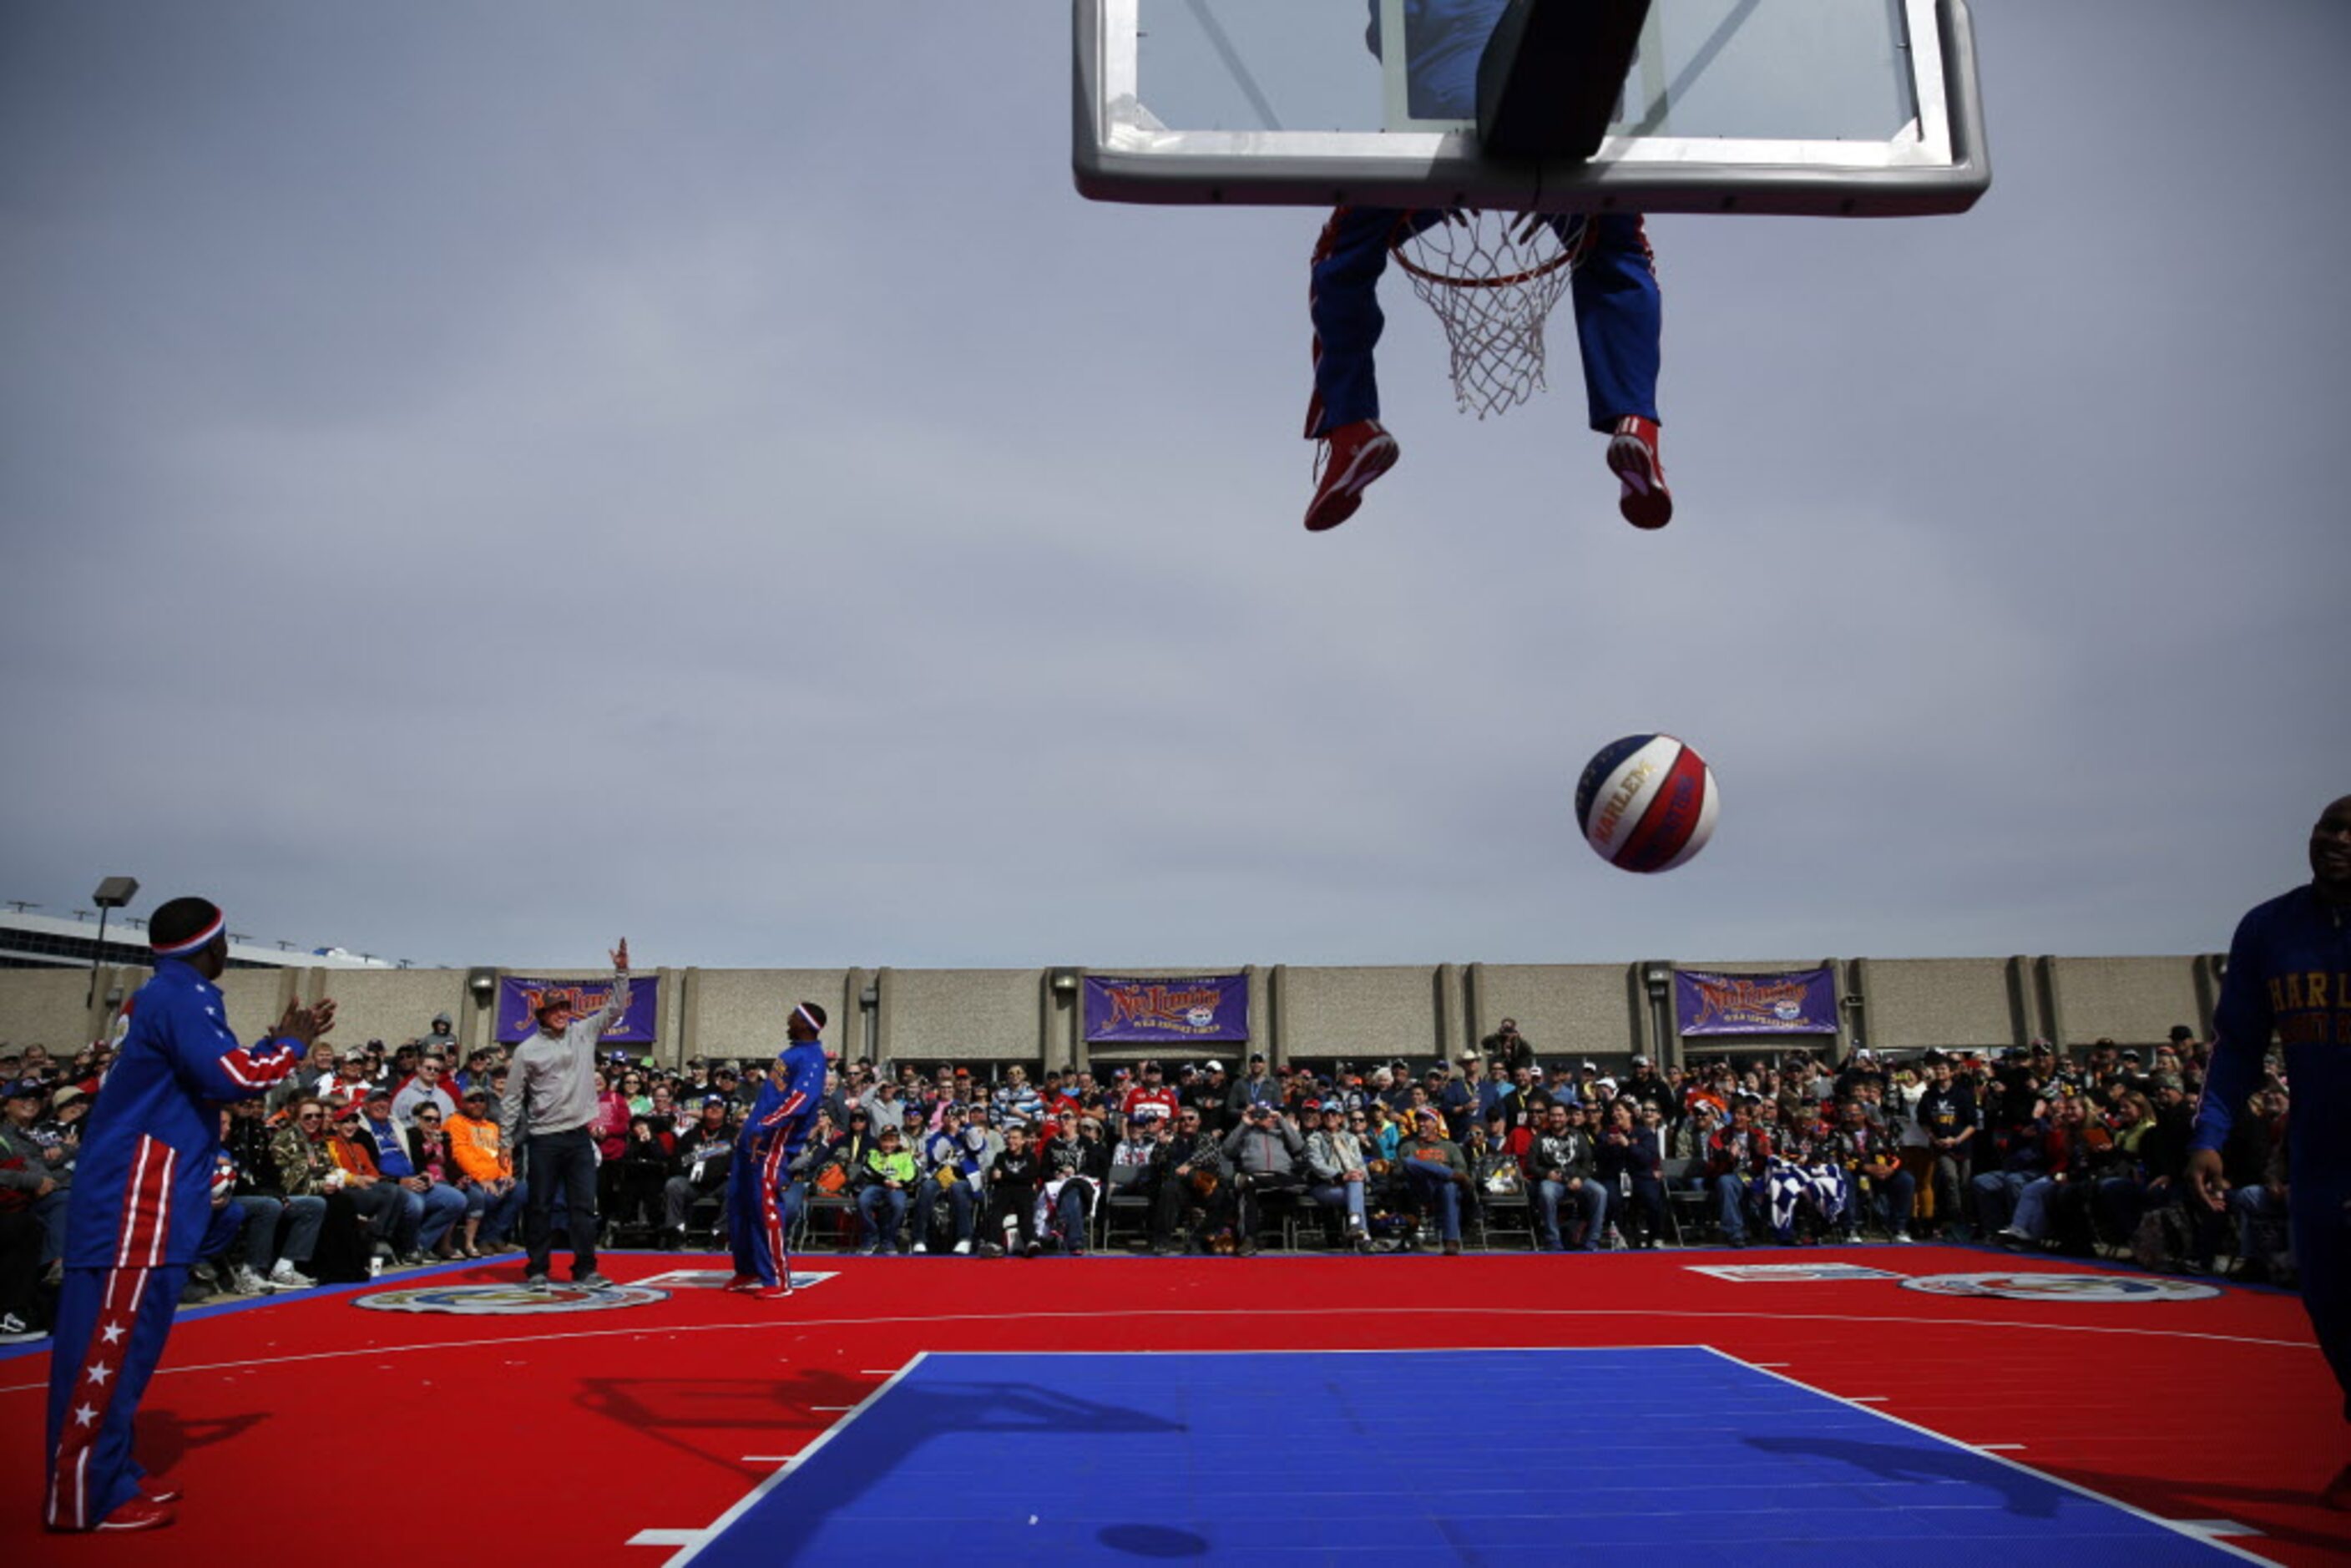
1222, 1100, 1306, 1257
504, 939, 630, 1291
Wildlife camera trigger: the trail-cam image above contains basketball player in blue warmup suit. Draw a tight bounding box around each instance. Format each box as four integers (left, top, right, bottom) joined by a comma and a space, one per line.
726, 1001, 829, 1301
1306, 0, 1667, 534
2187, 794, 2351, 1510
43, 897, 332, 1533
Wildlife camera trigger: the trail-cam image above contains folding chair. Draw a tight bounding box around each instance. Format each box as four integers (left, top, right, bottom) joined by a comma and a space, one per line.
1472, 1179, 1537, 1250
1100, 1183, 1155, 1252
1664, 1156, 1714, 1246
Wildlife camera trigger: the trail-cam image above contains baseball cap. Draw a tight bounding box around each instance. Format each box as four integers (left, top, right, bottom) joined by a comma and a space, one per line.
1204, 1060, 1224, 1073
2, 1080, 44, 1102
364, 1085, 391, 1101
1413, 1105, 1443, 1123
1631, 1055, 1651, 1067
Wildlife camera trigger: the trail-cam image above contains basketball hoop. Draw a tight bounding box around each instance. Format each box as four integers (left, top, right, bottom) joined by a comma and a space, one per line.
1389, 210, 1590, 419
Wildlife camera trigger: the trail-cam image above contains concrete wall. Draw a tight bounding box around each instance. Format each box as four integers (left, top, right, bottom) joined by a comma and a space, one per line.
1272, 965, 1446, 1067
882, 968, 1047, 1065
0, 952, 2227, 1071
1857, 957, 2030, 1053
680, 968, 858, 1065
1464, 964, 1641, 1064
2045, 955, 2212, 1049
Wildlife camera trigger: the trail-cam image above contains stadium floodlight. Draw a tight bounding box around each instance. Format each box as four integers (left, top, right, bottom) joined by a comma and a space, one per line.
87, 875, 139, 1008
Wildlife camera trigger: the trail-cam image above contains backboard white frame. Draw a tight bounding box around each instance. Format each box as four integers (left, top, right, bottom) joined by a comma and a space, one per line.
1076, 0, 1989, 216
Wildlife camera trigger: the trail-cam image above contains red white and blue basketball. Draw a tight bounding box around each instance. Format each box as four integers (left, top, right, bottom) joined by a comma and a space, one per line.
1575, 733, 1719, 873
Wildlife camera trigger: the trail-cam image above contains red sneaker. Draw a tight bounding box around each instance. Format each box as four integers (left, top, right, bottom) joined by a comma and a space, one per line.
754, 1285, 795, 1302
1605, 415, 1673, 530
722, 1274, 763, 1294
88, 1495, 176, 1532
1304, 419, 1400, 533
139, 1479, 185, 1505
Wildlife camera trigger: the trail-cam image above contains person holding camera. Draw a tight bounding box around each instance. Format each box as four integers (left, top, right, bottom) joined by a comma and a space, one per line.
1222, 1100, 1306, 1256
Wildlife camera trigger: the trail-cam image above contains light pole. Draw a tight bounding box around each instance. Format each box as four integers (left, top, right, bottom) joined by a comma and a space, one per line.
87, 876, 140, 1008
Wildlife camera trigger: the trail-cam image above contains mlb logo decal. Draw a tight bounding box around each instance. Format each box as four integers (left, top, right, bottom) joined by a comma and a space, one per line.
635, 1268, 836, 1292
1686, 1263, 1904, 1283
1900, 1272, 2221, 1303
355, 1282, 670, 1314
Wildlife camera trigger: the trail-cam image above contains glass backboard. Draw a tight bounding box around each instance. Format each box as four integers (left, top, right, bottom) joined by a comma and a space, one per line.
1074, 0, 1990, 216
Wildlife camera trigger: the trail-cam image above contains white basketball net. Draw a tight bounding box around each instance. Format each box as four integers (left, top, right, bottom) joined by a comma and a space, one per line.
1389, 210, 1590, 419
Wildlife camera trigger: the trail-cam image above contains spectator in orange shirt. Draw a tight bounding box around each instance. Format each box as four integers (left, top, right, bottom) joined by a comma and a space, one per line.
447, 1086, 523, 1254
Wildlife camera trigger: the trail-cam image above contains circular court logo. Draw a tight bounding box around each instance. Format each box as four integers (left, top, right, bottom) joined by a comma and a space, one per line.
1901, 1272, 2218, 1303
354, 1282, 669, 1315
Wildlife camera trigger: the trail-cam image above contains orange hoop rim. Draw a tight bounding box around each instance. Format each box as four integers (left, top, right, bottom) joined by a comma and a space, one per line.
1386, 211, 1585, 291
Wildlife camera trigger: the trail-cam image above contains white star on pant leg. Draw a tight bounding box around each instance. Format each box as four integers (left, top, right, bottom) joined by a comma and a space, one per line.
86, 1363, 114, 1386
99, 1321, 127, 1345
73, 1404, 99, 1428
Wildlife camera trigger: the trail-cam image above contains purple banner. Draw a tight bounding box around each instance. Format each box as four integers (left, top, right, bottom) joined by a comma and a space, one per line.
1083, 974, 1250, 1044
495, 975, 660, 1045
1674, 967, 1838, 1036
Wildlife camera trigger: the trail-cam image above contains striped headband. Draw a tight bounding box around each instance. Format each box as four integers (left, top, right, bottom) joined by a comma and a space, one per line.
792, 1003, 823, 1033
152, 909, 225, 959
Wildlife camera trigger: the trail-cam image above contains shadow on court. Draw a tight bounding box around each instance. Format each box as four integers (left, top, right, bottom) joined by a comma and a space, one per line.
577, 1368, 880, 1479
134, 1408, 270, 1479
1747, 1433, 2066, 1520
692, 1379, 1188, 1562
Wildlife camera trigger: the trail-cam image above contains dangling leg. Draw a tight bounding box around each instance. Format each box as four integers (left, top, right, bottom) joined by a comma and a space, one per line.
1564, 211, 1669, 528
1304, 207, 1425, 531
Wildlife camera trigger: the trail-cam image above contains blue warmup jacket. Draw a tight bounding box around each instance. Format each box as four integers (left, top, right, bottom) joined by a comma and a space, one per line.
64, 959, 305, 1269
2191, 883, 2351, 1182
737, 1040, 829, 1166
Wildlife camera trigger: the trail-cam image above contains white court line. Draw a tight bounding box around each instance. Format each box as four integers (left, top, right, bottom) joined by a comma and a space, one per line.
1979, 1443, 2027, 1451
660, 1353, 927, 1566
1846, 1395, 1889, 1403
2181, 1520, 2263, 1538
0, 1304, 2315, 1399
628, 1530, 704, 1547
738, 1454, 798, 1464
1701, 1347, 2271, 1565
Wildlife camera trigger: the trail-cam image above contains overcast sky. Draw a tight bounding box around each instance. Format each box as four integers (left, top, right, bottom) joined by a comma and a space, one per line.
3, 2, 2344, 972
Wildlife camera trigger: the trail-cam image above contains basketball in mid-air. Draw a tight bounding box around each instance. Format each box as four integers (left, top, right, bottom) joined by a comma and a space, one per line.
1575, 734, 1719, 873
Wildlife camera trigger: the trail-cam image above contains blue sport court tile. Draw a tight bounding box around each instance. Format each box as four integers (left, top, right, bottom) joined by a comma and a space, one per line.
676, 1348, 2245, 1565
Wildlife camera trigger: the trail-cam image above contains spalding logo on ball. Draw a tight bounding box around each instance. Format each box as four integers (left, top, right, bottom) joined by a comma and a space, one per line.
1575, 734, 1719, 873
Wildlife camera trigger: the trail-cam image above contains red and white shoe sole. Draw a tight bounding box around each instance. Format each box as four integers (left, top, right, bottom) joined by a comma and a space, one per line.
1607, 436, 1673, 530
1305, 433, 1400, 533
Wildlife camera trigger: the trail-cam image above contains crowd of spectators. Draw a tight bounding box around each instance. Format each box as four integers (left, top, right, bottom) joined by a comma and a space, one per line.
0, 1015, 2299, 1343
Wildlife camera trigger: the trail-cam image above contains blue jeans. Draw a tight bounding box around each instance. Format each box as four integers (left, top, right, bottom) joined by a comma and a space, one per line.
1537, 1177, 1608, 1251
1311, 1178, 1368, 1232
462, 1180, 523, 1245
857, 1186, 908, 1252
1054, 1181, 1093, 1252
1403, 1159, 1462, 1243
1862, 1170, 1917, 1236
913, 1176, 974, 1245
399, 1182, 468, 1252
232, 1193, 324, 1267
1973, 1170, 2030, 1234
30, 1187, 71, 1265
1714, 1174, 1751, 1242
2009, 1175, 2063, 1241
